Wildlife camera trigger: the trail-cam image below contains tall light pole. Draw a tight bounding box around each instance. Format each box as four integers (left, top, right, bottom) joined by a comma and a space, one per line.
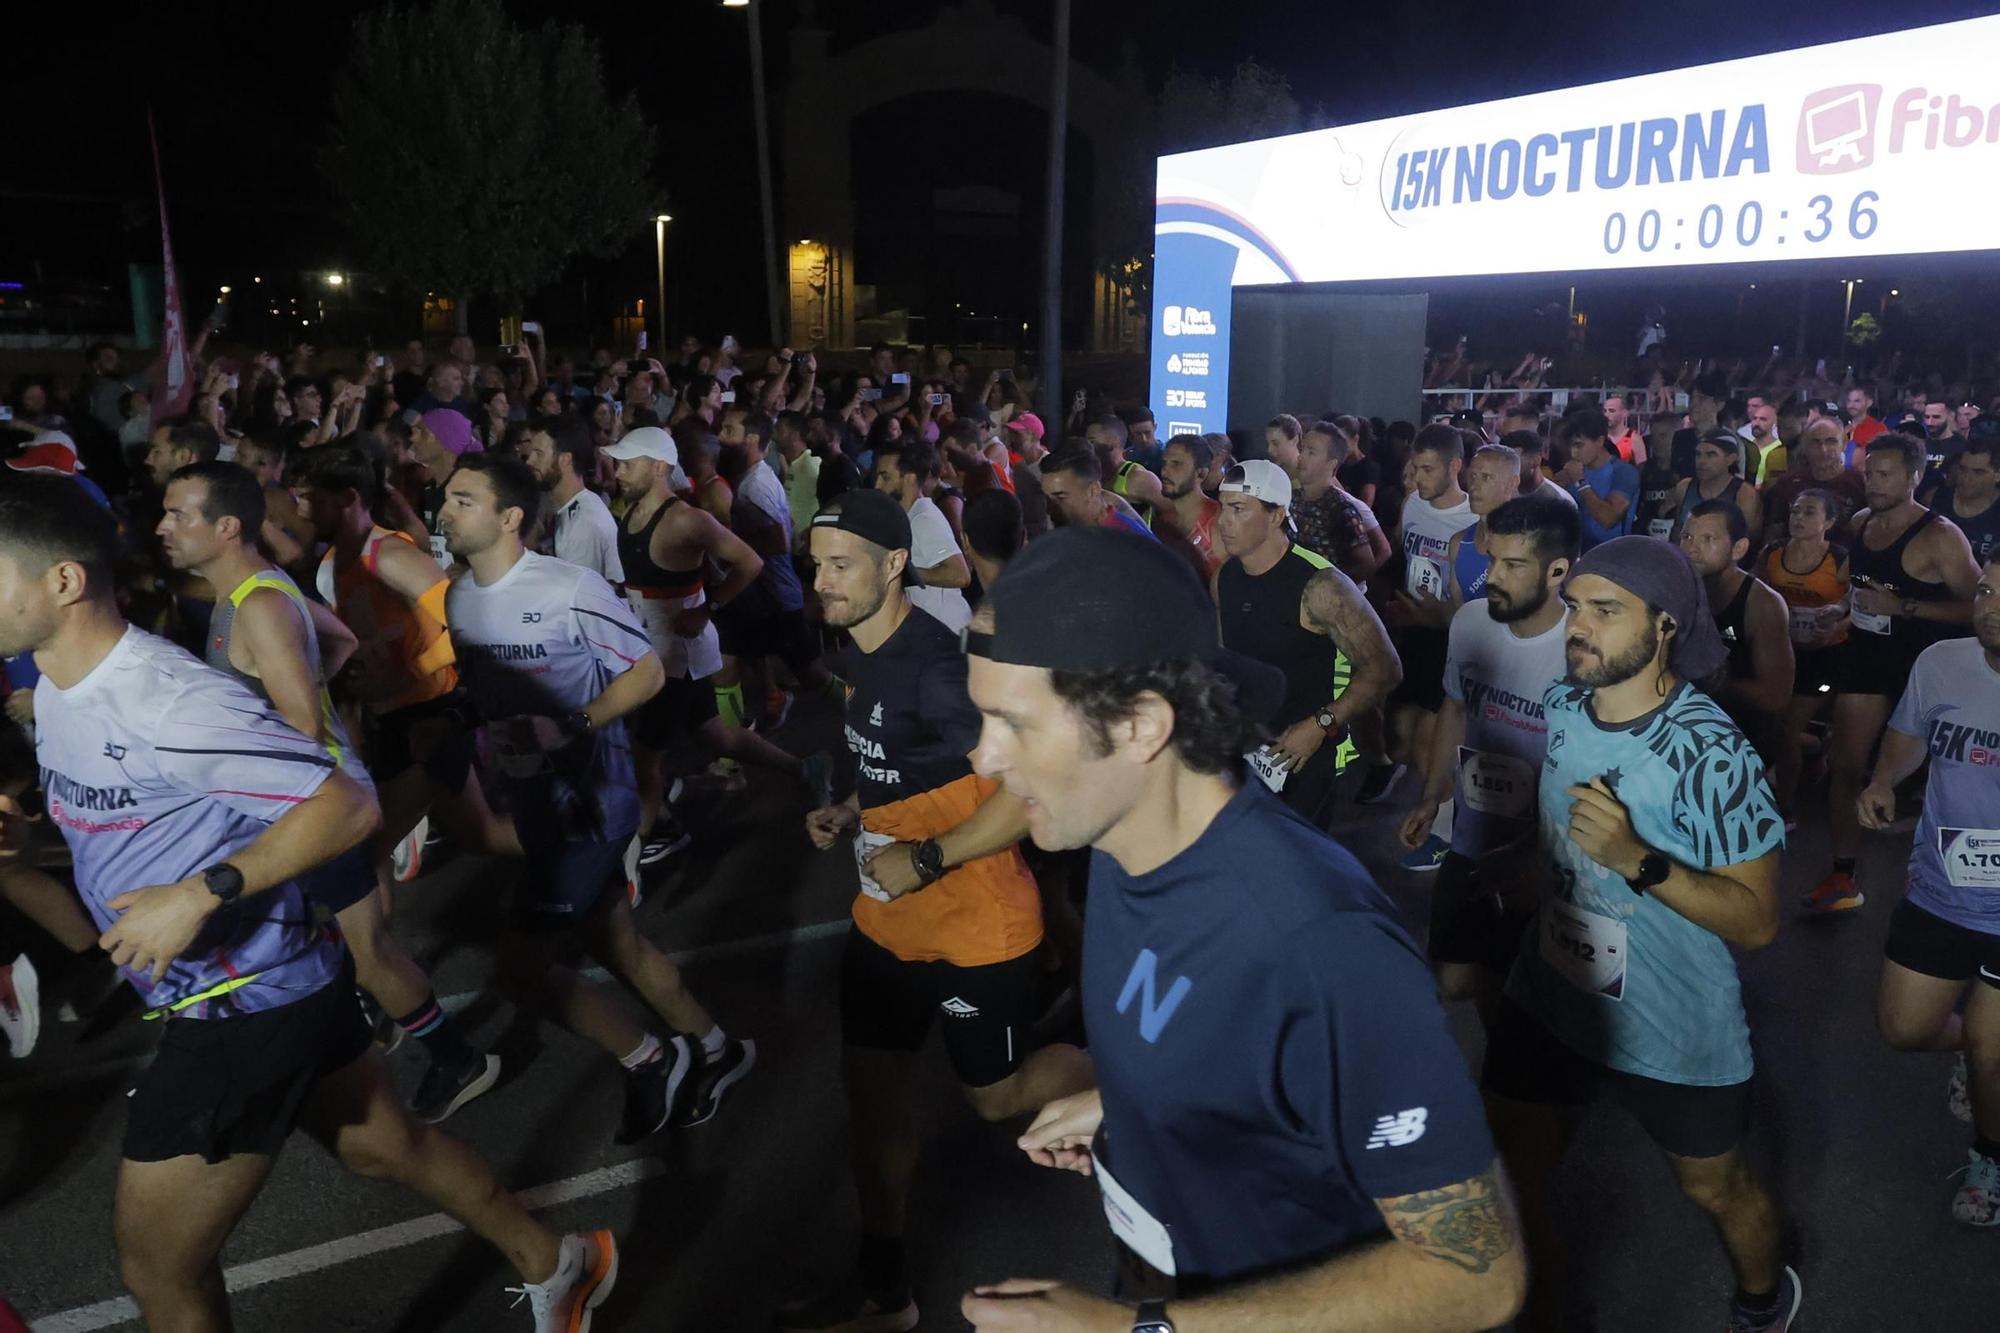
1040, 0, 1071, 425
726, 0, 784, 346
654, 213, 672, 353
1840, 277, 1861, 361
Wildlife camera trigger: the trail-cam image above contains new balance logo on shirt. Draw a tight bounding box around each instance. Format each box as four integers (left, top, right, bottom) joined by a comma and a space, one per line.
1365, 1107, 1429, 1149
940, 997, 980, 1018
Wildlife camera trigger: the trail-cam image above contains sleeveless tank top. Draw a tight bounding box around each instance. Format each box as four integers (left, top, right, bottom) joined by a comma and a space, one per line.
1712, 573, 1756, 683
209, 567, 361, 775
1762, 543, 1849, 647
617, 494, 722, 679
1110, 459, 1156, 528
1452, 526, 1490, 600
315, 527, 458, 713
1674, 475, 1742, 534
618, 494, 705, 598
1849, 509, 1950, 646
1215, 545, 1358, 773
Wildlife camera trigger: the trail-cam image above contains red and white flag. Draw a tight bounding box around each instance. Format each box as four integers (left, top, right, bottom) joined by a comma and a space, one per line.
149, 110, 194, 421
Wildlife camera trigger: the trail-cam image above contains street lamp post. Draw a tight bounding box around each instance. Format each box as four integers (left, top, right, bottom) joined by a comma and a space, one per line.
654, 214, 672, 354
726, 0, 784, 346
1840, 277, 1861, 360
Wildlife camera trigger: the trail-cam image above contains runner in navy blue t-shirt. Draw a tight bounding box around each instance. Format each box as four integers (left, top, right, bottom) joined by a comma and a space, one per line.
957, 527, 1525, 1333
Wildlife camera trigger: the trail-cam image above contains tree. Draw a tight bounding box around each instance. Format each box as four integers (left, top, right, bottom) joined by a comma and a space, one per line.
1157, 60, 1310, 154
321, 0, 655, 326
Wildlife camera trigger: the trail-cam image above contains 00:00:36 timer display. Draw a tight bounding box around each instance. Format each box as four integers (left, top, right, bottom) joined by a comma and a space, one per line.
1601, 191, 1881, 256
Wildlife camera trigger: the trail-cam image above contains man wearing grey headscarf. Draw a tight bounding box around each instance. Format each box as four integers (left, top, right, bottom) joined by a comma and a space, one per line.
1479, 535, 1803, 1333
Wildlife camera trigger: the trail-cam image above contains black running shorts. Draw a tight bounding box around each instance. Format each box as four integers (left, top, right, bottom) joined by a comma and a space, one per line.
298, 842, 380, 916
1427, 852, 1533, 973
1388, 627, 1448, 711
368, 692, 476, 793
123, 966, 372, 1164
1885, 898, 2000, 990
1480, 999, 1752, 1160
631, 674, 719, 750
513, 836, 628, 933
839, 927, 1037, 1090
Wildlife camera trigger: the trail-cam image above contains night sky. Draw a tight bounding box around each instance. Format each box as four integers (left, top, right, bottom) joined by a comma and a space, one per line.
5, 0, 1994, 347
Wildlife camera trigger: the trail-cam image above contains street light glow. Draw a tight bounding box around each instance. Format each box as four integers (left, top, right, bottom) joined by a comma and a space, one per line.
722, 0, 749, 7
219, 286, 232, 295
655, 213, 672, 224
327, 272, 346, 286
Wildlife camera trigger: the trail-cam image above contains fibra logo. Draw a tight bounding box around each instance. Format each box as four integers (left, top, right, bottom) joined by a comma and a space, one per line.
1798, 83, 2000, 175
940, 997, 980, 1018
1365, 1107, 1429, 1149
1160, 305, 1216, 338
869, 701, 883, 726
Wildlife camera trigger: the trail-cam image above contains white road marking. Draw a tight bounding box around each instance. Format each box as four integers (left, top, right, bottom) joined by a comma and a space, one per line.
0, 918, 851, 1104
28, 1158, 667, 1332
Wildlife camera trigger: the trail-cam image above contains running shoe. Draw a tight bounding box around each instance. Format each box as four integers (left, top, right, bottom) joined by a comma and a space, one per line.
1948, 1052, 1973, 1124
1401, 833, 1450, 873
1949, 1147, 2000, 1227
639, 816, 694, 868
1353, 760, 1406, 805
0, 954, 40, 1059
801, 751, 835, 810
507, 1229, 619, 1333
1800, 869, 1864, 915
760, 689, 795, 732
413, 1051, 502, 1124
774, 1288, 918, 1333
1725, 1265, 1803, 1331
673, 1037, 757, 1128
615, 1034, 694, 1144
392, 816, 430, 884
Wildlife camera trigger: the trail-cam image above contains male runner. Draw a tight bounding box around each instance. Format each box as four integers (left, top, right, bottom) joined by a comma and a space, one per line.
1665, 433, 1762, 545
1039, 448, 1154, 539
1084, 414, 1165, 527
1813, 434, 1979, 915
959, 526, 1526, 1333
1484, 536, 1799, 1333
439, 451, 756, 1138
296, 447, 515, 889
1679, 501, 1795, 753
784, 490, 1090, 1332
1157, 434, 1221, 578
1293, 420, 1391, 585
1441, 442, 1523, 603
1931, 435, 2000, 569
1555, 410, 1640, 551
0, 474, 615, 1332
605, 428, 827, 853
521, 414, 623, 584
1380, 425, 1477, 853
142, 421, 222, 490
1213, 461, 1397, 826
1758, 419, 1865, 545
1862, 560, 2000, 1225
873, 440, 972, 635
159, 461, 499, 1120
1399, 495, 1576, 1020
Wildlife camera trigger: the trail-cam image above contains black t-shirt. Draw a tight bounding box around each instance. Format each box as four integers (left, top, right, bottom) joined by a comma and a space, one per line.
837, 607, 978, 806
1084, 780, 1494, 1284
1336, 454, 1380, 498
1937, 489, 2000, 567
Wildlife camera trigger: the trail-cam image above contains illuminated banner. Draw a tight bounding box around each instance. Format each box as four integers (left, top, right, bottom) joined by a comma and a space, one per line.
1150, 14, 2000, 435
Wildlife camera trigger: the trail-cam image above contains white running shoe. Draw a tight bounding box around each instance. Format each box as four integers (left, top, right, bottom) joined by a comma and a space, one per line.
507, 1229, 619, 1332
1948, 1052, 1973, 1124
392, 816, 430, 884
0, 954, 39, 1058
1949, 1148, 2000, 1227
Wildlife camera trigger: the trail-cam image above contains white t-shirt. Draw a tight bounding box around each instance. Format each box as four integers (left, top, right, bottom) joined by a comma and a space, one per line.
1400, 492, 1477, 599
1442, 602, 1568, 857
552, 488, 624, 585
737, 460, 791, 534
905, 495, 970, 634
1529, 475, 1578, 509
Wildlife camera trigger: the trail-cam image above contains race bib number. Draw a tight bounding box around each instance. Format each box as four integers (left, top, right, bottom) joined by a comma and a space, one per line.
853, 828, 898, 902
1458, 748, 1534, 818
1939, 828, 2000, 889
1247, 745, 1289, 793
1408, 556, 1446, 599
1647, 518, 1674, 541
1850, 606, 1891, 636
1539, 898, 1627, 1000
1787, 603, 1847, 645
1095, 1154, 1176, 1276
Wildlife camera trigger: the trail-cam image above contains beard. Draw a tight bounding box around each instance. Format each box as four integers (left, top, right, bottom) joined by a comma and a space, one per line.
821, 580, 888, 629
1566, 622, 1660, 688
1487, 581, 1549, 624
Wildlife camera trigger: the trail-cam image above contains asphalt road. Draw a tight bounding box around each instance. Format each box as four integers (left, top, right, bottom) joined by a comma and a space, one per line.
1, 695, 1993, 1332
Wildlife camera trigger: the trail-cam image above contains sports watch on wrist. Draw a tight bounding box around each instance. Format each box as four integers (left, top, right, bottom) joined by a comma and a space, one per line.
1132, 1300, 1174, 1333
202, 863, 245, 906
911, 838, 947, 887
564, 710, 594, 740
1314, 705, 1345, 739
1627, 850, 1671, 895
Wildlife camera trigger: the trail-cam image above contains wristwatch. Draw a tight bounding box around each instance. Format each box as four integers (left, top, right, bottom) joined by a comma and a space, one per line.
1627, 850, 1671, 895
202, 863, 246, 906
911, 838, 947, 887
1132, 1300, 1174, 1333
564, 710, 594, 741
1314, 705, 1345, 740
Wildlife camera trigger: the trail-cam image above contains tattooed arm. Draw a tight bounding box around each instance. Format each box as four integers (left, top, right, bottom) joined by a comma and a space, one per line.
1300, 565, 1403, 731
1104, 1166, 1525, 1332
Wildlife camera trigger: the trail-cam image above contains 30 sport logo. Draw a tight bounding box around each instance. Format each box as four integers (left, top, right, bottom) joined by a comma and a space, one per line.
1365, 1107, 1429, 1149
1159, 305, 1216, 338
521, 612, 543, 623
